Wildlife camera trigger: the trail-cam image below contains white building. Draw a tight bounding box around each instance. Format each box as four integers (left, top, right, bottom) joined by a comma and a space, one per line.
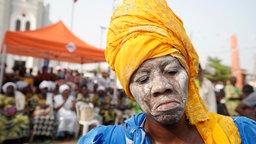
0, 0, 51, 73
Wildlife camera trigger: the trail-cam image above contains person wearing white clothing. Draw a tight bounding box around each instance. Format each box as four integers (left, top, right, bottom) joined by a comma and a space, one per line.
196, 64, 217, 113
54, 84, 79, 140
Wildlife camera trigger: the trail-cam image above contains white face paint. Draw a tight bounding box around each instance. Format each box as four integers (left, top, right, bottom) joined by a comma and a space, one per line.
129, 56, 188, 124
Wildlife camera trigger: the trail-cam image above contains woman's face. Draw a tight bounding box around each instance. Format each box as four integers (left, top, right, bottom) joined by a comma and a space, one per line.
129, 55, 188, 124
6, 85, 15, 96
81, 86, 88, 96
62, 89, 70, 98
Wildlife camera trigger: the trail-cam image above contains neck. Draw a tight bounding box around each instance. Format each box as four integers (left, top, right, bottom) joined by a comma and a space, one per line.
144, 114, 200, 144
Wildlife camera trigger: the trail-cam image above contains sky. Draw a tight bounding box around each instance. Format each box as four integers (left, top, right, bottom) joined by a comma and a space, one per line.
44, 0, 256, 73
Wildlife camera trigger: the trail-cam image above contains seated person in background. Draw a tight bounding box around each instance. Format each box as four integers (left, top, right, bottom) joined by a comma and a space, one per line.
78, 0, 256, 143
92, 86, 115, 125
54, 84, 79, 140
29, 81, 55, 142
75, 84, 96, 122
0, 82, 29, 144
76, 84, 91, 103
235, 84, 256, 120
113, 89, 133, 124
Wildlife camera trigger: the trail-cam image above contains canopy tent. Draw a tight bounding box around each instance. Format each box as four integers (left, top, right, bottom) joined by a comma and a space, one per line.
1, 21, 105, 64
0, 21, 106, 90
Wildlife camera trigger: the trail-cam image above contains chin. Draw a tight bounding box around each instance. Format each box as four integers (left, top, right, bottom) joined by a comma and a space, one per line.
152, 109, 184, 125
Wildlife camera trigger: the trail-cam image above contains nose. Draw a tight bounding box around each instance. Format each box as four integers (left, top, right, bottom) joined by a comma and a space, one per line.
151, 73, 173, 97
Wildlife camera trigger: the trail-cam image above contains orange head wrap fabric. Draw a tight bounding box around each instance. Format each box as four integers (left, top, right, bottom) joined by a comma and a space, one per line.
105, 0, 241, 143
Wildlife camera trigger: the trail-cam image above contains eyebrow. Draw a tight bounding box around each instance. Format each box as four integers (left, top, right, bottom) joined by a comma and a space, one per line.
160, 59, 177, 69
137, 68, 150, 73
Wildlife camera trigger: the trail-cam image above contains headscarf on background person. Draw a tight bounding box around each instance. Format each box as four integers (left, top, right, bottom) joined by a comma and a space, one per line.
54, 84, 79, 139
2, 82, 17, 94
39, 80, 49, 90
2, 82, 26, 111
105, 0, 240, 143
59, 84, 70, 94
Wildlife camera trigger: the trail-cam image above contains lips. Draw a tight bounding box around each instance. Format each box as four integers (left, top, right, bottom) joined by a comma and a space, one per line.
155, 100, 180, 111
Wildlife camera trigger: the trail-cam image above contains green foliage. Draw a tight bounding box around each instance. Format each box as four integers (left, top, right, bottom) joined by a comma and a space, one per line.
204, 57, 231, 82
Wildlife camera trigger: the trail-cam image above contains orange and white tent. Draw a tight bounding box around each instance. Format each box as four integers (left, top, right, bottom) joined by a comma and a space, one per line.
0, 21, 105, 89
1, 21, 105, 64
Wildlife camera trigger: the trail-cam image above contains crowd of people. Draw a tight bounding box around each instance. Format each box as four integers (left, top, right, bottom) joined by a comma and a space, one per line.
0, 65, 140, 144
0, 57, 255, 144
197, 65, 256, 120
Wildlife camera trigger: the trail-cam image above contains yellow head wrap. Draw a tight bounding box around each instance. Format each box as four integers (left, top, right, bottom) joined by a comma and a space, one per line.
105, 0, 241, 143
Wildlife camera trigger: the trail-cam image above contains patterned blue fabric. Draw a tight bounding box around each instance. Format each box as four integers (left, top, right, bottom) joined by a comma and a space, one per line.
78, 113, 256, 144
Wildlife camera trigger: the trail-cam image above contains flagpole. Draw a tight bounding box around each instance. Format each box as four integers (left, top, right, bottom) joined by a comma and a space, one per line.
68, 0, 76, 69
71, 0, 76, 31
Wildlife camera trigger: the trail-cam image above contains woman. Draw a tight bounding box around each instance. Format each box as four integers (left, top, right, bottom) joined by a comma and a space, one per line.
78, 0, 256, 143
54, 84, 79, 140
0, 82, 29, 144
29, 80, 55, 142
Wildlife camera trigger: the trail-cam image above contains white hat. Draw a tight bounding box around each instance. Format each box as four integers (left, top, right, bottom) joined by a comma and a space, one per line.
39, 80, 49, 89
59, 84, 70, 94
97, 85, 106, 92
2, 82, 17, 94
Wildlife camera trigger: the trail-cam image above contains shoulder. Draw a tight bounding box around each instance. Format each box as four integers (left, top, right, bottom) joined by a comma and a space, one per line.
15, 91, 25, 98
54, 94, 62, 99
232, 116, 256, 143
78, 113, 147, 144
202, 78, 213, 86
78, 125, 126, 144
247, 92, 256, 99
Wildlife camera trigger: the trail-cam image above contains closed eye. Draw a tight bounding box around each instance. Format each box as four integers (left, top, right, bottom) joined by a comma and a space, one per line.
167, 70, 177, 75
136, 75, 149, 84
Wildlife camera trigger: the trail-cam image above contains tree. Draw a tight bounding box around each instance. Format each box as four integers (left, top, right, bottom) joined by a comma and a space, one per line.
204, 57, 231, 83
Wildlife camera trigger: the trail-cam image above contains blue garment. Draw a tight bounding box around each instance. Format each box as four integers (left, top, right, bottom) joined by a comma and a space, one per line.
232, 116, 256, 144
78, 113, 256, 144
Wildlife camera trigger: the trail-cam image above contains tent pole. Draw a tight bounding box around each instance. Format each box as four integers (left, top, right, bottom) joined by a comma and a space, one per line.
0, 44, 7, 93
80, 63, 83, 86
113, 71, 117, 98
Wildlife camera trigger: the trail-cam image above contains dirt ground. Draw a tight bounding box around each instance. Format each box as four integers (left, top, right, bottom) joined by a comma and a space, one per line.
30, 139, 78, 144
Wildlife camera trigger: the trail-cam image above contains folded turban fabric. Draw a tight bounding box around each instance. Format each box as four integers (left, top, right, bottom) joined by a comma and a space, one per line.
59, 84, 70, 94
2, 82, 17, 94
105, 0, 240, 143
